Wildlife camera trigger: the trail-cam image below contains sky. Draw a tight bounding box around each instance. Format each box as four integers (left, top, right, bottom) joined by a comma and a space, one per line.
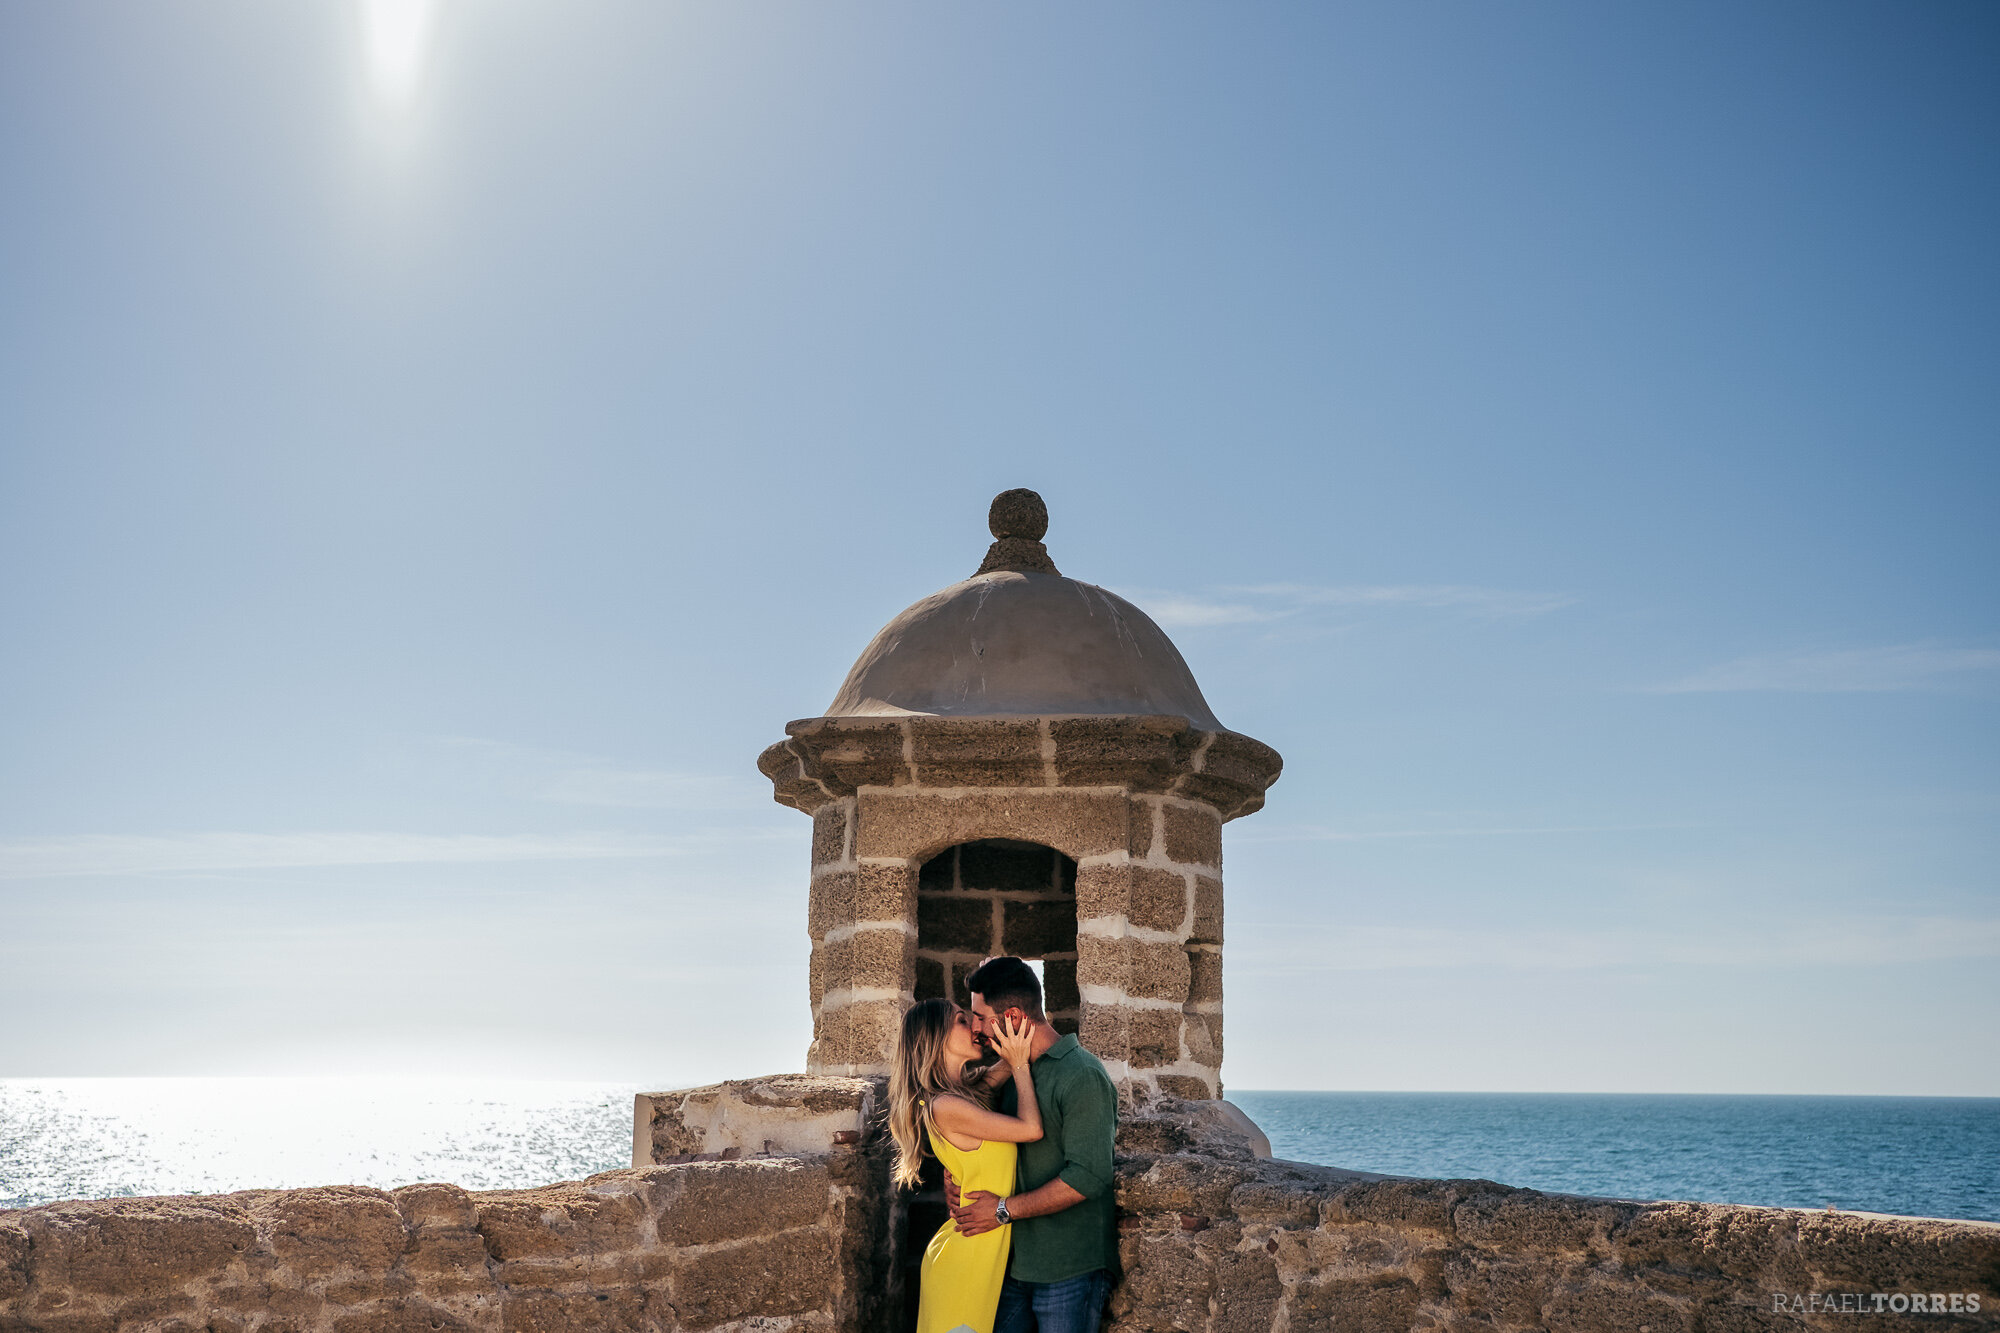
1, 2, 1995, 1095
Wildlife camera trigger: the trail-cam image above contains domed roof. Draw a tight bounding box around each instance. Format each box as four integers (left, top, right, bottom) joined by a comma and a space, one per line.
824, 490, 1225, 730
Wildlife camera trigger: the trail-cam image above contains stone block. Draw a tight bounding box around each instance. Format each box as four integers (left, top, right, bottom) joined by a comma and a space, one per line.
1178, 731, 1283, 822
1187, 949, 1223, 1005
786, 717, 911, 792
1127, 1008, 1186, 1069
1790, 1210, 2000, 1291
1544, 1279, 1693, 1333
1226, 1180, 1318, 1228
1117, 1156, 1252, 1216
1288, 1273, 1420, 1333
262, 1184, 410, 1280
827, 998, 902, 1071
1154, 1073, 1216, 1100
854, 863, 918, 923
1078, 1003, 1127, 1060
1212, 1247, 1283, 1333
0, 1221, 27, 1299
1454, 1190, 1627, 1255
24, 1199, 259, 1297
501, 1288, 655, 1333
1074, 864, 1129, 922
759, 740, 833, 814
1191, 875, 1223, 944
1048, 716, 1194, 791
914, 954, 947, 1001
1130, 939, 1192, 1002
331, 1300, 476, 1333
391, 1183, 476, 1231
854, 790, 1133, 862
1162, 802, 1222, 867
834, 926, 914, 992
1611, 1202, 1788, 1280
807, 870, 855, 941
471, 1184, 646, 1264
909, 718, 1046, 788
1443, 1252, 1556, 1326
918, 894, 994, 955
1128, 867, 1189, 933
1321, 1178, 1472, 1234
1002, 899, 1076, 957
1180, 1012, 1217, 1066
960, 840, 1064, 892
655, 1159, 831, 1246
811, 804, 849, 868
671, 1229, 835, 1329
1042, 957, 1080, 1012
1111, 1232, 1216, 1332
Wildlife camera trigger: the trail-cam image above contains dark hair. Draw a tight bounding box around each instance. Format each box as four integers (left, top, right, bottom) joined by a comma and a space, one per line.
966, 956, 1044, 1020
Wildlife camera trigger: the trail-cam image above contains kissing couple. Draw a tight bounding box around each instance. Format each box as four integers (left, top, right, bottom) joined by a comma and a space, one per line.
888, 956, 1118, 1333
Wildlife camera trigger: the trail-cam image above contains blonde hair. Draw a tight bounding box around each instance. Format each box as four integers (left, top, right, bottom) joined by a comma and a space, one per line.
888, 998, 988, 1189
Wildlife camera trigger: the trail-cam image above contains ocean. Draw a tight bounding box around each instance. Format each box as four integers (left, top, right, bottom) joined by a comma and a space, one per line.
2, 1081, 1995, 1223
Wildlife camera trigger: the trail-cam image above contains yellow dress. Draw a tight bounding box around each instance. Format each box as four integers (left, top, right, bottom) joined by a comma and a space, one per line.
917, 1125, 1017, 1333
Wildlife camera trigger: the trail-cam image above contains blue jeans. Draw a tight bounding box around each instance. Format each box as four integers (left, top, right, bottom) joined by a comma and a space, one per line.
994, 1269, 1113, 1333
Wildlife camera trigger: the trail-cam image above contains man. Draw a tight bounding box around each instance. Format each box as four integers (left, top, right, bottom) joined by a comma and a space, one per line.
949, 956, 1118, 1333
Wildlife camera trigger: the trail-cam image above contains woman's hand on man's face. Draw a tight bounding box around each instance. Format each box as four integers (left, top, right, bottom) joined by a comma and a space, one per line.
992, 1011, 1036, 1068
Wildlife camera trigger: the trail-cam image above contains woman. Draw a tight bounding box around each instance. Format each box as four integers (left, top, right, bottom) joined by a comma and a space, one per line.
889, 997, 1045, 1333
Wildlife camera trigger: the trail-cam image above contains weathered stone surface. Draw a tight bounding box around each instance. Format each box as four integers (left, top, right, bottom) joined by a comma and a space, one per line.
260, 1186, 407, 1279
854, 862, 918, 924
811, 803, 850, 867
330, 1298, 480, 1333
23, 1197, 258, 1296
1127, 867, 1189, 934
1161, 801, 1222, 868
806, 869, 855, 941
472, 1183, 645, 1263
0, 1222, 28, 1301
1187, 950, 1223, 1005
1126, 1007, 1186, 1069
655, 1160, 830, 1246
909, 718, 1046, 788
1544, 1277, 1693, 1333
854, 789, 1134, 863
1078, 936, 1191, 1003
1288, 1273, 1421, 1332
1048, 716, 1198, 791
1190, 874, 1223, 944
673, 1228, 835, 1329
500, 1287, 653, 1333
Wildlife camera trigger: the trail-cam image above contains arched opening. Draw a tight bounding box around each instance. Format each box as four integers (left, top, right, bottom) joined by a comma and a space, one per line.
900, 838, 1079, 1331
914, 838, 1079, 1032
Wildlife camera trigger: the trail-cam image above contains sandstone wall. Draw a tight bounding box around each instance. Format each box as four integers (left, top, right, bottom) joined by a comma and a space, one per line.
0, 1148, 890, 1333
1109, 1103, 2000, 1333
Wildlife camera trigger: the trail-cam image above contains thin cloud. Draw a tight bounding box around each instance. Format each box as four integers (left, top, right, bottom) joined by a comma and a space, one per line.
1232, 916, 2000, 974
430, 737, 760, 811
0, 831, 715, 880
1234, 821, 1699, 845
1119, 583, 1573, 630
1647, 644, 2000, 694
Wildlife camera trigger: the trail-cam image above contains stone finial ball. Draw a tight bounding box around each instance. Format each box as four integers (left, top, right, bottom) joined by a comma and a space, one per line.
988, 489, 1049, 541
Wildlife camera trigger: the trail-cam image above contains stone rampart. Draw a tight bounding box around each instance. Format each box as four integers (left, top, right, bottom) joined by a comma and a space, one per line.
1109, 1101, 2000, 1332
0, 1150, 890, 1333
6, 1084, 1994, 1333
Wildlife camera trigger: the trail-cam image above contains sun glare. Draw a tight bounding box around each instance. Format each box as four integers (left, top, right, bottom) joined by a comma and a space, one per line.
361, 0, 435, 108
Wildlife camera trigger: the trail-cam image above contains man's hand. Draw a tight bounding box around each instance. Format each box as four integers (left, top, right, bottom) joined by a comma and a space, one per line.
942, 1168, 959, 1210
952, 1189, 1005, 1237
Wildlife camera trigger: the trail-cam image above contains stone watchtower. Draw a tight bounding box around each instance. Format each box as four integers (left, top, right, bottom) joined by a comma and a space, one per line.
759, 490, 1281, 1102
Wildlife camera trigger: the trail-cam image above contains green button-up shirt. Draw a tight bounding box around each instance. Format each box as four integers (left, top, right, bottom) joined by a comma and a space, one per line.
999, 1033, 1118, 1283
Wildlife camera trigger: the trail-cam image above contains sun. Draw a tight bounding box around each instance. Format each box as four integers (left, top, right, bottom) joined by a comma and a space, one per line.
360, 0, 436, 109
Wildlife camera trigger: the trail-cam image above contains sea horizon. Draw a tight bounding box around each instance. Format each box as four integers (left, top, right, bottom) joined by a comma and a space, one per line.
3, 1079, 1995, 1225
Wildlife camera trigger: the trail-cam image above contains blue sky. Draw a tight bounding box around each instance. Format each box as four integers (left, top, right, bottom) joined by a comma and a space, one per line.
2, 2, 1995, 1093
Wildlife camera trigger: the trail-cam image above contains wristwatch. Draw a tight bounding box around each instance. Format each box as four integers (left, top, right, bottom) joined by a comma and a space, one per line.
994, 1197, 1013, 1225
